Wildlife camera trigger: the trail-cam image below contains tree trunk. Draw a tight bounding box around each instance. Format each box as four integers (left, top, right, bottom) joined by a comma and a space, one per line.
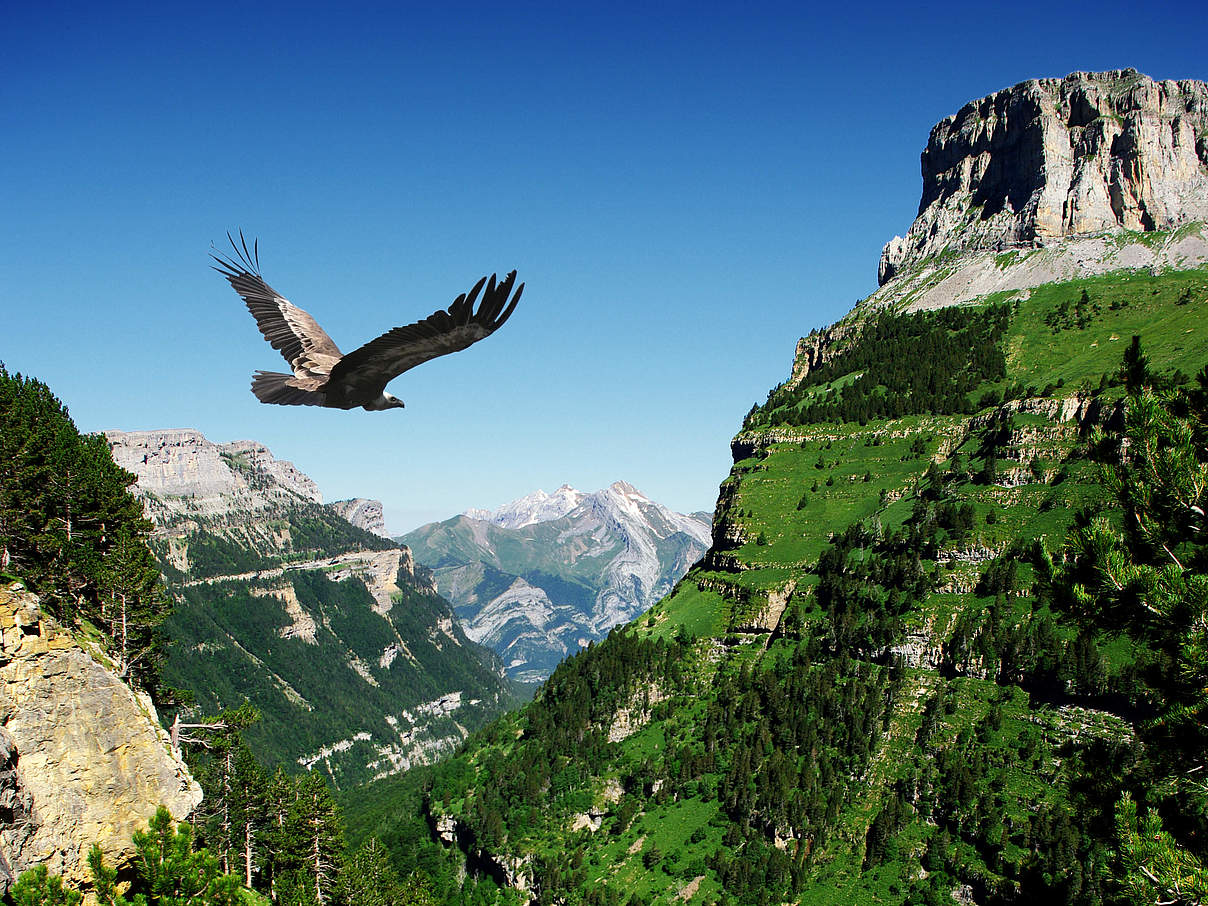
119, 591, 129, 676
244, 818, 253, 888
313, 812, 324, 905
222, 748, 233, 875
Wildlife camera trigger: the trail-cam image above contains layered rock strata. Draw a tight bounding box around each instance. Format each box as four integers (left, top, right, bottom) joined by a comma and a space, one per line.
879, 69, 1208, 285
328, 498, 390, 538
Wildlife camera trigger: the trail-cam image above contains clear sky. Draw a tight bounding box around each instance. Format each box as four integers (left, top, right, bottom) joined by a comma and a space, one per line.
4, 0, 1206, 534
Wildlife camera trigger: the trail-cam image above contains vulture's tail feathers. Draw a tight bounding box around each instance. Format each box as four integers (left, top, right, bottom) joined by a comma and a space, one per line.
251, 372, 325, 407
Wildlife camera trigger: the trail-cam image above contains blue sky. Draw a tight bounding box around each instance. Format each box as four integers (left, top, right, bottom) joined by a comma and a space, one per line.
4, 1, 1206, 533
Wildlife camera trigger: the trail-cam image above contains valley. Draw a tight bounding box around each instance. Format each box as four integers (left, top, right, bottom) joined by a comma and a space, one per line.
3, 66, 1208, 906
338, 70, 1208, 906
106, 428, 522, 787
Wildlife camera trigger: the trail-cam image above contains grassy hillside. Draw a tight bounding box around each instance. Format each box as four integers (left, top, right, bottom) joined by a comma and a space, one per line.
352, 262, 1208, 904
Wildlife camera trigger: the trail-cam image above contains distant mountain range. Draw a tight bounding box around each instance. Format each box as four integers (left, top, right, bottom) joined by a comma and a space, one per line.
401, 482, 711, 682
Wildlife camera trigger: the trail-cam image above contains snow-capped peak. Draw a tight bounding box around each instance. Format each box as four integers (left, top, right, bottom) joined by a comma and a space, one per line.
465, 484, 586, 529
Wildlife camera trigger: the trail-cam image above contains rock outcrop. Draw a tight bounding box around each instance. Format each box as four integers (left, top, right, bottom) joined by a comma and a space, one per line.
879, 70, 1208, 285
106, 429, 402, 578
0, 584, 200, 893
105, 429, 323, 533
328, 498, 389, 538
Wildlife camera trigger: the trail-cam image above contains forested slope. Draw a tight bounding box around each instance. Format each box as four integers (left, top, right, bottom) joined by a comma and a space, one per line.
355, 260, 1208, 906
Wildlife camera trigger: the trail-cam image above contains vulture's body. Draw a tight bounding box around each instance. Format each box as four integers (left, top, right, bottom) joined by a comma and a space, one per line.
212, 234, 523, 411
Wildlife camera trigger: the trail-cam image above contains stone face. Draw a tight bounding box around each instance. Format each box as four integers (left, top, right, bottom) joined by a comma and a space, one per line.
879, 70, 1208, 285
328, 498, 389, 538
106, 429, 400, 574
105, 429, 322, 528
0, 584, 201, 892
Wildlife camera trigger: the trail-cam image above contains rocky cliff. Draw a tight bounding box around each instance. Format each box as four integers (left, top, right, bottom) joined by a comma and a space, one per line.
880, 69, 1208, 284
0, 583, 200, 893
106, 429, 407, 578
328, 498, 390, 538
107, 429, 322, 511
869, 70, 1208, 314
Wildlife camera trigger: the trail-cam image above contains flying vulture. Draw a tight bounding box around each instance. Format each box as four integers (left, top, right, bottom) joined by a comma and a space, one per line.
211, 233, 523, 411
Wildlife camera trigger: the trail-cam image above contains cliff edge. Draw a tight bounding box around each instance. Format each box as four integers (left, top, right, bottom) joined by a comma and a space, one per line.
880, 69, 1208, 284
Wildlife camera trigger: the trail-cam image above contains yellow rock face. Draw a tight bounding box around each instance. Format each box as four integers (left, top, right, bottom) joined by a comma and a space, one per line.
0, 584, 202, 893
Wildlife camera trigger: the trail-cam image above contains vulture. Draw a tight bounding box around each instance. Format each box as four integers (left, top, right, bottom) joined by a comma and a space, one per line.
211, 233, 523, 411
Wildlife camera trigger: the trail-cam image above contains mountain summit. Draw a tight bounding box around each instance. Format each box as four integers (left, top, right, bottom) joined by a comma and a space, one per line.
464, 484, 587, 529
872, 70, 1208, 313
403, 482, 711, 681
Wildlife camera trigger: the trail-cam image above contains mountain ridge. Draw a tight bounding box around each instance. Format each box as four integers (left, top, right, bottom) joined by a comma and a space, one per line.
403, 481, 711, 682
107, 427, 520, 786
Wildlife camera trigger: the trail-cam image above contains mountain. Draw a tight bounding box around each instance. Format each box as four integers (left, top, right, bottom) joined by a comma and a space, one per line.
353, 70, 1208, 905
873, 69, 1208, 310
401, 482, 711, 682
106, 429, 520, 787
464, 484, 587, 528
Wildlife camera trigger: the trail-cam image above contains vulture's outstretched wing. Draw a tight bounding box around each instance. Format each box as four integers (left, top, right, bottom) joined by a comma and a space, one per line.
326, 270, 523, 400
211, 232, 342, 366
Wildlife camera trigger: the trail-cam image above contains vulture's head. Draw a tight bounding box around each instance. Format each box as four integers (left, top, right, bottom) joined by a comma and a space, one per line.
364, 392, 406, 411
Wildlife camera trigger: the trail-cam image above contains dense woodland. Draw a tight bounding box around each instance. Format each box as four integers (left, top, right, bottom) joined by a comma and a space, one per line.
0, 365, 168, 690
746, 305, 1010, 429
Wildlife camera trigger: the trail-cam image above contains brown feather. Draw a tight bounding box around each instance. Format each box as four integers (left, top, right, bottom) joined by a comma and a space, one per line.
215, 234, 522, 410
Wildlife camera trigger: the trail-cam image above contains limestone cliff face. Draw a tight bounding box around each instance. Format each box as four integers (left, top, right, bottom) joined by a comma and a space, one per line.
106, 429, 405, 579
0, 584, 200, 893
328, 498, 390, 538
879, 70, 1208, 285
105, 429, 321, 521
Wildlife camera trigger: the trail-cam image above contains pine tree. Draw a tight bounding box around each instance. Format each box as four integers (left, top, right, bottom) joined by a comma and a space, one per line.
283, 773, 343, 906
1121, 335, 1150, 394
230, 744, 269, 889
337, 837, 404, 906
1045, 378, 1208, 894
0, 365, 168, 691
1116, 793, 1208, 905
89, 806, 243, 906
9, 865, 83, 906
95, 526, 165, 679
260, 766, 299, 901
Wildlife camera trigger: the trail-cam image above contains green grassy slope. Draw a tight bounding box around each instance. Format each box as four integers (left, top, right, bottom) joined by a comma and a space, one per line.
354, 263, 1208, 904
